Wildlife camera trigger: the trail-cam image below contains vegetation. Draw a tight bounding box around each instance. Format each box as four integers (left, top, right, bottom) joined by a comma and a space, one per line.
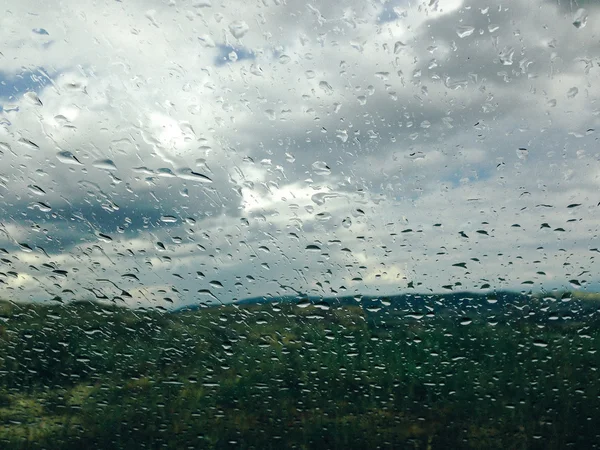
0, 292, 599, 449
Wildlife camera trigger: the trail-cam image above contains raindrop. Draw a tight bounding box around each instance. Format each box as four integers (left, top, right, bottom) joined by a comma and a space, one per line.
456, 26, 475, 38
393, 41, 405, 54
312, 161, 331, 175
24, 92, 43, 106
19, 243, 33, 252
567, 87, 579, 98
92, 159, 118, 171
122, 273, 140, 281
533, 339, 548, 348
336, 129, 348, 142
516, 148, 528, 159
319, 81, 333, 94
27, 185, 46, 196
160, 215, 178, 223
32, 202, 51, 212
459, 317, 472, 326
97, 233, 112, 242
229, 20, 249, 38
573, 8, 587, 28
175, 168, 212, 183
297, 298, 311, 308
19, 138, 40, 150
56, 151, 83, 166
306, 244, 321, 252
315, 212, 332, 222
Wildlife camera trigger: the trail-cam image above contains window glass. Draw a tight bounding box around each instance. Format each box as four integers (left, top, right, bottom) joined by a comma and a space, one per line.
0, 0, 599, 448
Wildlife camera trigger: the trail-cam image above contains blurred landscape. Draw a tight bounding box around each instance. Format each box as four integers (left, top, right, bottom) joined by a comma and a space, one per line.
0, 290, 599, 449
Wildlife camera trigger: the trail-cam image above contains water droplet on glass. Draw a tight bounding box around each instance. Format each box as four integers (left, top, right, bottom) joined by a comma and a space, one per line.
456, 26, 475, 38
319, 81, 333, 95
24, 92, 43, 106
27, 185, 46, 196
122, 273, 140, 281
175, 168, 212, 183
229, 20, 249, 38
573, 8, 587, 28
567, 87, 579, 98
160, 215, 178, 223
92, 159, 118, 171
311, 161, 331, 175
516, 148, 528, 159
56, 151, 83, 166
393, 41, 405, 54
297, 298, 311, 308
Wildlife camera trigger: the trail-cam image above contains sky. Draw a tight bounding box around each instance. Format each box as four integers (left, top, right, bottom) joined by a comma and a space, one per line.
0, 0, 599, 309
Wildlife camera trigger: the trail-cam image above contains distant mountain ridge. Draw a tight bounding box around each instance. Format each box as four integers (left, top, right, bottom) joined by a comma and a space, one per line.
173, 290, 598, 320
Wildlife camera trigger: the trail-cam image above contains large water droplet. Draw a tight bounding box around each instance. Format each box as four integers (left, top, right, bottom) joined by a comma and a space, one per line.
27, 185, 46, 196
573, 8, 588, 28
456, 26, 475, 38
229, 20, 249, 38
56, 151, 83, 166
175, 168, 212, 183
92, 159, 118, 171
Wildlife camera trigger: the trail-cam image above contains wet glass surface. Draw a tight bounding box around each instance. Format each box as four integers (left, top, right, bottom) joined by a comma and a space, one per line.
0, 0, 599, 448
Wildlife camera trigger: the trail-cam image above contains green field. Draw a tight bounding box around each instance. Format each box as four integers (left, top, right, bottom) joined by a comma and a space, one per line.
0, 294, 599, 449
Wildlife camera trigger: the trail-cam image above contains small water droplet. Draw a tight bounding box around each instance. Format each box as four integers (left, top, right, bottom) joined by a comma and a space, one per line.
319, 81, 333, 94
160, 215, 178, 223
516, 147, 529, 159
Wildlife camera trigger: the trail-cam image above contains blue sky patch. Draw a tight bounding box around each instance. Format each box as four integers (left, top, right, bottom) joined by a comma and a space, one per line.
214, 44, 255, 66
0, 68, 54, 111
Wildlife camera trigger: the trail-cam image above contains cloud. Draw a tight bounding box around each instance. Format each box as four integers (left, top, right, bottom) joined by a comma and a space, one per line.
0, 0, 598, 307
